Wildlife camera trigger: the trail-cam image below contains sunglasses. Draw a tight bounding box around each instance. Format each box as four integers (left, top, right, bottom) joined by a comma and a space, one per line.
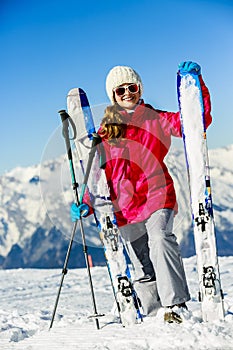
114, 83, 139, 96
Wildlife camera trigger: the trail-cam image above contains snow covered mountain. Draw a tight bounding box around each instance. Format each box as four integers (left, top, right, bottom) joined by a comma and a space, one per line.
0, 144, 232, 269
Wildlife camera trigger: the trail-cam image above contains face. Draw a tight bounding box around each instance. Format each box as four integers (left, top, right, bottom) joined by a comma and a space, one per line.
113, 83, 141, 111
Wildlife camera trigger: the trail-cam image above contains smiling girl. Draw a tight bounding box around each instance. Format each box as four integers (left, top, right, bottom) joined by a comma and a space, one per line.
71, 63, 212, 323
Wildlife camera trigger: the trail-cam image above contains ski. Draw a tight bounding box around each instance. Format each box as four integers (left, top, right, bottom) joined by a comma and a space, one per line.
66, 87, 143, 327
177, 70, 225, 321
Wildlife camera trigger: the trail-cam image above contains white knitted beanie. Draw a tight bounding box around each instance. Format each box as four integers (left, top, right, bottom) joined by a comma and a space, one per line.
106, 65, 143, 104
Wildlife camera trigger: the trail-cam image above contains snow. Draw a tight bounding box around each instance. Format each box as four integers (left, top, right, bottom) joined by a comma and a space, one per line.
1, 256, 233, 349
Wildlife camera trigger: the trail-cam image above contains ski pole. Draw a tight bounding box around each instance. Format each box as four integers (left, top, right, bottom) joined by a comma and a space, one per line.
49, 220, 78, 329
49, 110, 103, 330
73, 132, 124, 323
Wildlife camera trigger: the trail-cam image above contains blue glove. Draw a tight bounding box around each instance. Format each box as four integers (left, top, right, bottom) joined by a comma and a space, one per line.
178, 61, 201, 75
70, 203, 89, 222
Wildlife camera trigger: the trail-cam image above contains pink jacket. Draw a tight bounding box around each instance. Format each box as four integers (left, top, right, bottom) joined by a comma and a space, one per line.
99, 76, 212, 227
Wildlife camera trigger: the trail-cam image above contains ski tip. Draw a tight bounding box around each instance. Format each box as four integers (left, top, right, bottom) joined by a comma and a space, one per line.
79, 88, 86, 95
67, 87, 86, 95
79, 89, 90, 108
67, 88, 90, 107
67, 87, 79, 97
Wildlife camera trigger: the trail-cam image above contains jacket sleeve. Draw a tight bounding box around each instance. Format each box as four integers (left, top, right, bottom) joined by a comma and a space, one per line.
158, 74, 212, 137
199, 74, 212, 129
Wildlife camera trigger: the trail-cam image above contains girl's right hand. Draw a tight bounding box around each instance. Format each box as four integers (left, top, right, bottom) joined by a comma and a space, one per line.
70, 203, 89, 222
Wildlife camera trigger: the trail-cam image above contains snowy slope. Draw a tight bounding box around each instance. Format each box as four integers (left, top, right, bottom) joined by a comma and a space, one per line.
0, 256, 233, 349
0, 144, 233, 268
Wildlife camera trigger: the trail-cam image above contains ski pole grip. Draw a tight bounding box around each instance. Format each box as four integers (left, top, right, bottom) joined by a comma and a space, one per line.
92, 132, 102, 147
58, 109, 70, 123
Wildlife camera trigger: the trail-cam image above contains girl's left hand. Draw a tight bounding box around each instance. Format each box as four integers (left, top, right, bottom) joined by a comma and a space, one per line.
178, 61, 201, 75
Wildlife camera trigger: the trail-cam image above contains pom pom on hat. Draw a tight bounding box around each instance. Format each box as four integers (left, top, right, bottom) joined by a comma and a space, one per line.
106, 65, 143, 104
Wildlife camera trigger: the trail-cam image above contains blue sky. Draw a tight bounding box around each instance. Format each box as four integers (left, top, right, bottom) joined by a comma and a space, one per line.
1, 0, 233, 174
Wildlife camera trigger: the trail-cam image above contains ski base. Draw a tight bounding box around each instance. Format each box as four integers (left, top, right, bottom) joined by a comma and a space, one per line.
177, 71, 224, 322
99, 213, 143, 327
67, 87, 143, 327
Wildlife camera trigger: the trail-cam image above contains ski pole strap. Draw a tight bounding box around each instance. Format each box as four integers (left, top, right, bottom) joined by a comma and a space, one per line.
58, 109, 80, 205
59, 109, 77, 140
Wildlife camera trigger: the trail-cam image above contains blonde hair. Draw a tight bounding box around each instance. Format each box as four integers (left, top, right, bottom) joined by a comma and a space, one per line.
100, 104, 126, 141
